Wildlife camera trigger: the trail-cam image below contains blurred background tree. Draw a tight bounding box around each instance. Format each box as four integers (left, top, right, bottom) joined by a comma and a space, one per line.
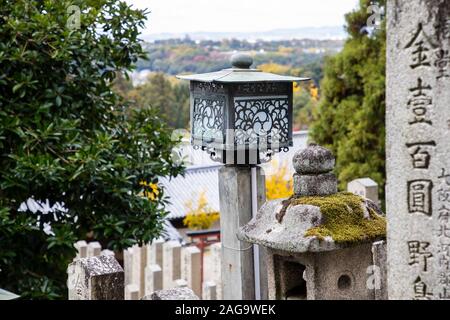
183, 191, 219, 230
310, 0, 386, 202
118, 73, 190, 129
0, 0, 183, 299
265, 161, 293, 200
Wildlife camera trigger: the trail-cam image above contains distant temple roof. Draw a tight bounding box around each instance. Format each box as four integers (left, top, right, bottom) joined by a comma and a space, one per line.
160, 164, 222, 220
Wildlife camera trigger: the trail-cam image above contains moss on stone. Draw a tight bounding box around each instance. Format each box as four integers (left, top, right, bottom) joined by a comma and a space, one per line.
289, 191, 386, 243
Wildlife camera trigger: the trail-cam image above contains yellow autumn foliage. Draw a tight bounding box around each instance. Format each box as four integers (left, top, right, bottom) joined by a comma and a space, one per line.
183, 191, 219, 230
309, 83, 319, 101
139, 180, 159, 201
265, 160, 293, 200
257, 62, 290, 75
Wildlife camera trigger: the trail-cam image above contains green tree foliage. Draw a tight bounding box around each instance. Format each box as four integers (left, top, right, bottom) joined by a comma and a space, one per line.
122, 73, 190, 129
310, 0, 386, 200
0, 0, 183, 299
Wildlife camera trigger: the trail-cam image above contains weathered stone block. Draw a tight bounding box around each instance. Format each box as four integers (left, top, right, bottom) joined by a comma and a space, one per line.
144, 287, 200, 300
68, 255, 124, 300
87, 241, 102, 257
293, 172, 337, 196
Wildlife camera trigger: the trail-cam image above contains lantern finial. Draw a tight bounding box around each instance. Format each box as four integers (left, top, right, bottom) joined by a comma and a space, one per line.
230, 53, 253, 69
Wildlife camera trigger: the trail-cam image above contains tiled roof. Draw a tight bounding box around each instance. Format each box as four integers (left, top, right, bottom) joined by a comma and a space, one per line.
159, 164, 222, 220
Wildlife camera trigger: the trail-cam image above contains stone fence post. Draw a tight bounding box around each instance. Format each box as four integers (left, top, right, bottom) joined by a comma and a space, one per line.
181, 246, 201, 297
163, 241, 182, 289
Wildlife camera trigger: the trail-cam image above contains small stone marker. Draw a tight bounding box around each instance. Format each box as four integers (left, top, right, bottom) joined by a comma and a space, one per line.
386, 0, 450, 299
202, 281, 217, 300
145, 264, 162, 296
74, 240, 88, 259
67, 255, 124, 300
144, 287, 200, 300
87, 241, 102, 257
125, 284, 140, 300
163, 241, 181, 289
347, 178, 379, 204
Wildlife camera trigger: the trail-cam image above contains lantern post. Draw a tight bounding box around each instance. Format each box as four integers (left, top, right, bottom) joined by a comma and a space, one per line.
177, 53, 308, 299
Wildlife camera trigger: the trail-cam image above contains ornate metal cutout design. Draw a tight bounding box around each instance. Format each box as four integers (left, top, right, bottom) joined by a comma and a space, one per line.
236, 82, 286, 95
192, 96, 225, 143
193, 82, 226, 93
234, 96, 289, 146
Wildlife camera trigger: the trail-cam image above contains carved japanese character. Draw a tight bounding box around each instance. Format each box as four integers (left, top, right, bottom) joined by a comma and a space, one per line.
438, 168, 450, 186
436, 224, 450, 239
435, 49, 450, 79
405, 141, 436, 169
439, 205, 450, 223
438, 287, 450, 300
435, 19, 450, 41
413, 276, 433, 300
405, 23, 438, 69
407, 78, 433, 125
408, 241, 433, 272
438, 186, 450, 203
439, 254, 450, 271
438, 272, 450, 286
408, 180, 433, 216
438, 241, 450, 256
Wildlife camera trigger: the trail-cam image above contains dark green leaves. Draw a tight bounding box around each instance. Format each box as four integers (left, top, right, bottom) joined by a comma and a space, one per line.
0, 0, 183, 299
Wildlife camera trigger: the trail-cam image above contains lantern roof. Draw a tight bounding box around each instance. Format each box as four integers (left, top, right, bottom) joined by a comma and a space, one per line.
176, 53, 309, 83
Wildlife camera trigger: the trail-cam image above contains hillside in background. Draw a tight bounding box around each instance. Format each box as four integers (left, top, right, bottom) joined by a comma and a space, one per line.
142, 26, 347, 42
134, 37, 343, 85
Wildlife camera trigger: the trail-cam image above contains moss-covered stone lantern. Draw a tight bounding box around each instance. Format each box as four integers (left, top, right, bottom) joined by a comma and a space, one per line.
177, 53, 309, 165
238, 143, 387, 299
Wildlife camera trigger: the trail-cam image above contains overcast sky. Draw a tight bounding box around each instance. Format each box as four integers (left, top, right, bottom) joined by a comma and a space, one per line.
126, 0, 360, 35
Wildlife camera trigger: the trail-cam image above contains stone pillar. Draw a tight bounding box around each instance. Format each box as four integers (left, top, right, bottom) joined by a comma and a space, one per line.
67, 255, 124, 300
347, 178, 379, 204
87, 241, 102, 257
74, 240, 88, 259
202, 281, 217, 300
145, 264, 162, 296
182, 246, 201, 297
147, 238, 164, 267
386, 0, 450, 299
218, 166, 255, 300
163, 241, 181, 289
